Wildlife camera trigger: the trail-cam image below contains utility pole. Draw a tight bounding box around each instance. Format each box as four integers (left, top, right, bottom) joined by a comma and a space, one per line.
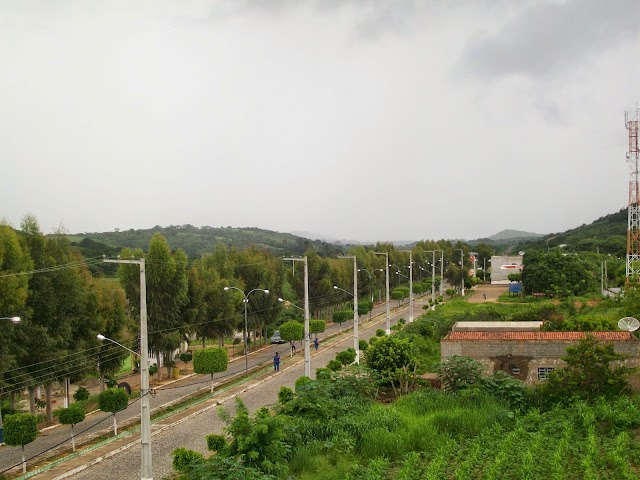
284, 256, 310, 377
400, 250, 413, 322
104, 258, 152, 480
626, 108, 640, 283
338, 255, 359, 364
455, 249, 465, 296
374, 252, 391, 334
425, 250, 441, 310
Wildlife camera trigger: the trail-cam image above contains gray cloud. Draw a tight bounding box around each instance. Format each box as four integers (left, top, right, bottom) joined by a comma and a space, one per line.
458, 0, 639, 79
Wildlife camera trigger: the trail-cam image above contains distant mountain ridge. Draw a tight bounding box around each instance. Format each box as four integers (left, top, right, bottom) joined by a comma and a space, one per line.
487, 229, 544, 241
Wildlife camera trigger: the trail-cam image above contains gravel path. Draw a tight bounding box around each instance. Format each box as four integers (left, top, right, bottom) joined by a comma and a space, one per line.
66, 298, 424, 480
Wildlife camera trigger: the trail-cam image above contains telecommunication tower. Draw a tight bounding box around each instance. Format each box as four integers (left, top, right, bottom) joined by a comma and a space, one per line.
626, 108, 640, 282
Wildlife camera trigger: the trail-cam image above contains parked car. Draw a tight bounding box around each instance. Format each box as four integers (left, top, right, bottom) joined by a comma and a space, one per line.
270, 330, 285, 344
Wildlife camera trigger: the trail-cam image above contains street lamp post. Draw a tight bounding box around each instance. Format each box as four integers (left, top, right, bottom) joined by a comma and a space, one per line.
424, 250, 442, 310
224, 287, 269, 373
455, 249, 465, 296
283, 256, 310, 377
0, 317, 20, 442
399, 251, 413, 322
103, 257, 152, 480
336, 254, 359, 364
374, 252, 391, 334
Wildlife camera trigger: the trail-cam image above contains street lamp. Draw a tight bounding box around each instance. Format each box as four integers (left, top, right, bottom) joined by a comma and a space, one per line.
0, 317, 20, 324
337, 255, 358, 363
374, 252, 391, 334
224, 287, 269, 372
455, 248, 465, 296
399, 250, 414, 322
283, 256, 310, 377
103, 257, 152, 480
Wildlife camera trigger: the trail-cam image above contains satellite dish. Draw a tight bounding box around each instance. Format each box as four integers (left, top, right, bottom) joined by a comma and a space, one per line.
618, 317, 640, 332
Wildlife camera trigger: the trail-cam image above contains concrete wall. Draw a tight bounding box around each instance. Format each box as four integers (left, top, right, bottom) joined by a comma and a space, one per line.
491, 255, 523, 285
441, 339, 640, 385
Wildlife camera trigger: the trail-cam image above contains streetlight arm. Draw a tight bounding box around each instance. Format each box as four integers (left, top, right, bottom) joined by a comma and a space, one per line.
333, 285, 354, 297
0, 317, 20, 324
278, 298, 304, 312
97, 334, 140, 357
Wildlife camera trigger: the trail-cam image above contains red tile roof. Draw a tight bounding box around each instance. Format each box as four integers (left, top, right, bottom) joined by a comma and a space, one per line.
444, 331, 635, 341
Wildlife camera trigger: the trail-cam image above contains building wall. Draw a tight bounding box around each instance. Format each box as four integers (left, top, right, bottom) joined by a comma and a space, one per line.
441, 339, 640, 385
491, 255, 523, 285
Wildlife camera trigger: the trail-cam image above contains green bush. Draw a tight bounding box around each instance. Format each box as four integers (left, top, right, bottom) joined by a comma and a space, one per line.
149, 363, 158, 376
315, 368, 332, 380
206, 434, 227, 452
327, 359, 343, 371
481, 371, 527, 409
333, 310, 354, 324
295, 376, 313, 391
173, 447, 204, 473
278, 386, 295, 404
309, 319, 326, 336
58, 405, 85, 426
336, 348, 357, 366
359, 339, 369, 351
194, 347, 228, 392
376, 328, 386, 337
98, 388, 129, 414
73, 386, 90, 402
437, 356, 483, 393
4, 413, 38, 447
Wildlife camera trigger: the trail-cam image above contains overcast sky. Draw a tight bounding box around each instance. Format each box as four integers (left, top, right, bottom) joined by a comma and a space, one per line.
2, 0, 639, 243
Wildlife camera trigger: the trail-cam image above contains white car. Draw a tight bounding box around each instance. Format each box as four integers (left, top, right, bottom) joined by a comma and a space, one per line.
270, 330, 285, 344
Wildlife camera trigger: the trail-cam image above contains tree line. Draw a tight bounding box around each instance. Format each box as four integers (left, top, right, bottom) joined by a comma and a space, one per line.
1, 215, 497, 425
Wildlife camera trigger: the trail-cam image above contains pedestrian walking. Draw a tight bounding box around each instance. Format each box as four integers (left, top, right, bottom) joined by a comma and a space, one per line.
313, 337, 319, 352
483, 292, 487, 300
291, 343, 296, 356
274, 352, 280, 372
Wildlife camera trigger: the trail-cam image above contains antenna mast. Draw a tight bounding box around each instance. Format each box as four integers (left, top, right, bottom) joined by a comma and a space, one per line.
626, 108, 640, 283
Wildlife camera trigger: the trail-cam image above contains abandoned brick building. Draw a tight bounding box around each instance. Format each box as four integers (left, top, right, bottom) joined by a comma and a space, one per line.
441, 328, 640, 386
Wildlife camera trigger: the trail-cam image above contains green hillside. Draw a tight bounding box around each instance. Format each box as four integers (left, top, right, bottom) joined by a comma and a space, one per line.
518, 208, 627, 256
67, 224, 342, 260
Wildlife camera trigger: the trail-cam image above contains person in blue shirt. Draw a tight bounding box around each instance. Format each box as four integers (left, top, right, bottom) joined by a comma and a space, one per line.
273, 352, 280, 372
313, 337, 319, 353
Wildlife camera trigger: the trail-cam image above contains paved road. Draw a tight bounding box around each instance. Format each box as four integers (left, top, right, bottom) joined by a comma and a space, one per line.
0, 297, 421, 476
67, 297, 426, 480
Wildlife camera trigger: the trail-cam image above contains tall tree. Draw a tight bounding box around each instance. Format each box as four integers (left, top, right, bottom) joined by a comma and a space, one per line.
119, 234, 188, 376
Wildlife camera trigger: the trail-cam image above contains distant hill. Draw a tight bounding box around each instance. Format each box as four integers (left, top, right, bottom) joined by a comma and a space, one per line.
66, 225, 343, 261
516, 208, 627, 256
487, 229, 544, 241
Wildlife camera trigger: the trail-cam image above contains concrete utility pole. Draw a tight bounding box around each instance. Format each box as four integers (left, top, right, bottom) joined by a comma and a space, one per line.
455, 249, 465, 296
425, 250, 441, 310
104, 258, 152, 480
284, 256, 310, 377
337, 255, 359, 364
400, 250, 413, 322
374, 252, 391, 334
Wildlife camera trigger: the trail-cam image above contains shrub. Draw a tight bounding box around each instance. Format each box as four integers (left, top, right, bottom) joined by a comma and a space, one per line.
173, 447, 204, 473
58, 405, 85, 451
148, 363, 158, 376
179, 351, 193, 364
278, 386, 295, 404
309, 319, 326, 336
98, 388, 129, 436
327, 359, 343, 371
206, 434, 227, 452
336, 348, 357, 366
295, 376, 312, 391
315, 368, 332, 380
193, 347, 228, 392
376, 329, 386, 337
481, 371, 527, 409
359, 339, 369, 351
73, 386, 90, 402
437, 356, 483, 393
